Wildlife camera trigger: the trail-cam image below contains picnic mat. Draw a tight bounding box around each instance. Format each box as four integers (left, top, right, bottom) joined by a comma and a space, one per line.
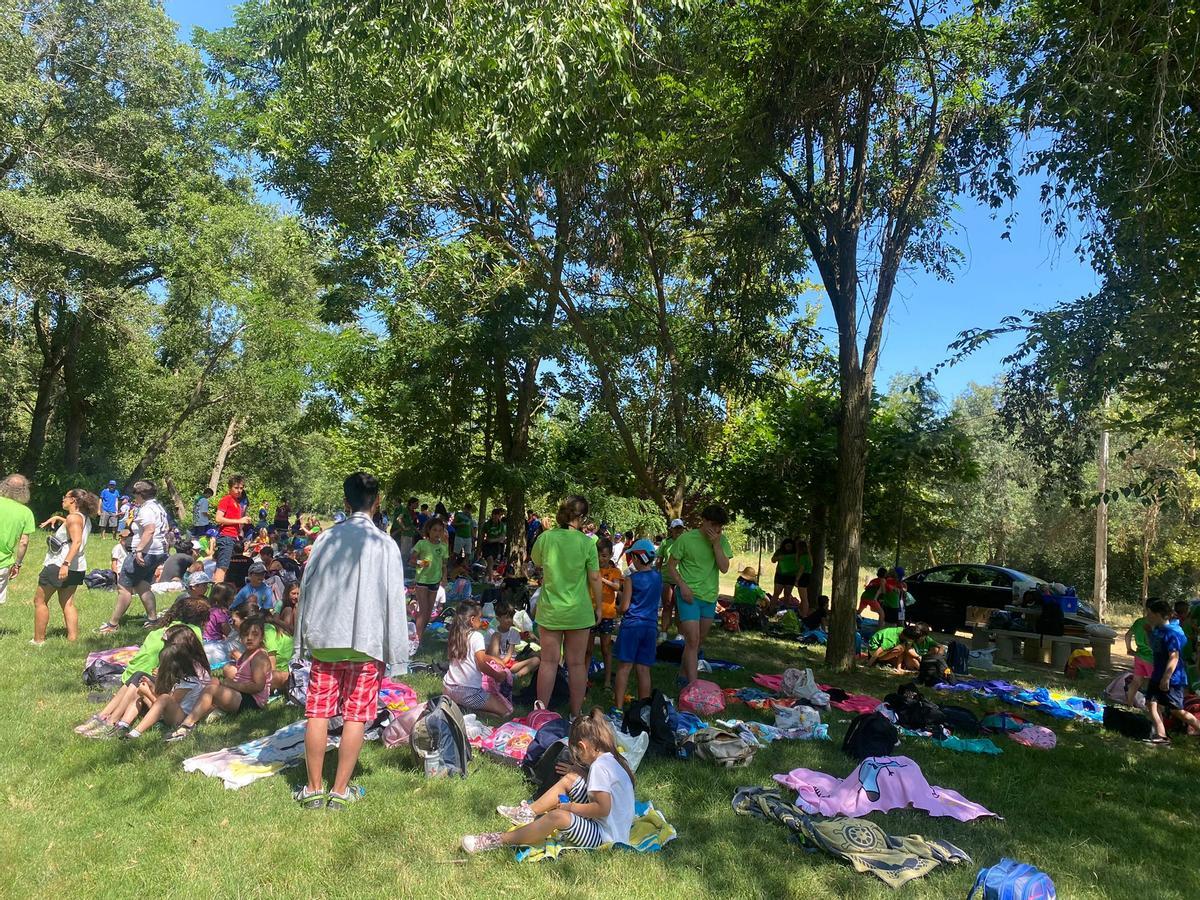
774, 756, 999, 821
512, 801, 676, 862
935, 678, 1104, 723
732, 787, 971, 888
183, 720, 337, 790
84, 645, 138, 669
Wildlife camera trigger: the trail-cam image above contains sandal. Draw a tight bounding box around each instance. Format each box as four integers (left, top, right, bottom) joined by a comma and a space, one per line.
1143, 736, 1171, 746
325, 784, 365, 811
97, 622, 118, 635
293, 786, 328, 810
164, 723, 195, 743
75, 715, 106, 735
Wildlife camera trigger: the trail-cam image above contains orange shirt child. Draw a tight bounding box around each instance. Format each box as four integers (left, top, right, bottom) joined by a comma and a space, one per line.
598, 565, 623, 620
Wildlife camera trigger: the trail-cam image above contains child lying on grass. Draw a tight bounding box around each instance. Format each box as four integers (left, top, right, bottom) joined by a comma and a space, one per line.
75, 597, 210, 739
462, 709, 635, 853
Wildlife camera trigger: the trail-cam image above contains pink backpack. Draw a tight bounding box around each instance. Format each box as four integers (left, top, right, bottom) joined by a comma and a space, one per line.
679, 679, 726, 716
382, 701, 427, 748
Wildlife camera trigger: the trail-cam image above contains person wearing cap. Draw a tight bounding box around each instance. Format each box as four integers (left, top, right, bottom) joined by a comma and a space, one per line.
99, 480, 121, 537
182, 568, 212, 602
733, 566, 769, 631
192, 487, 214, 539
657, 518, 686, 635
665, 504, 732, 685
233, 561, 274, 612
613, 539, 662, 703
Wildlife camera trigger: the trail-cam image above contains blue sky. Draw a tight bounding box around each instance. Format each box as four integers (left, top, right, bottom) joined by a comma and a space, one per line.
165, 1, 1099, 403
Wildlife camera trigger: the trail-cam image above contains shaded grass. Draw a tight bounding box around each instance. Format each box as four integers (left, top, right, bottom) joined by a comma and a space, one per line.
0, 535, 1195, 898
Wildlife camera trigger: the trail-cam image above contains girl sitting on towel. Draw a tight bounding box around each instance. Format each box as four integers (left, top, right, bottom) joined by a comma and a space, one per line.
461, 709, 635, 853
124, 626, 212, 740
443, 601, 513, 717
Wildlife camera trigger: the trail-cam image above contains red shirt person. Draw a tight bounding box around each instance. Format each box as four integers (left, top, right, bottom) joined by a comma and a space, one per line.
213, 474, 252, 583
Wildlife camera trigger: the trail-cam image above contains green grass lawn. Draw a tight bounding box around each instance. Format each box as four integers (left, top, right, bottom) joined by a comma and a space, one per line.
1, 535, 1195, 899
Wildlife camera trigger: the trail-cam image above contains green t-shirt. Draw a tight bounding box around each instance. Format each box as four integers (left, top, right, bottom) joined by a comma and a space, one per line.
914, 635, 942, 655
797, 553, 813, 575
775, 543, 799, 576
452, 511, 475, 535
413, 538, 449, 585
869, 626, 904, 653
531, 527, 599, 631
397, 509, 419, 539
734, 579, 766, 607
657, 537, 675, 567
122, 622, 204, 683
311, 648, 374, 663
668, 529, 734, 602
0, 496, 36, 570
263, 625, 294, 671
1130, 617, 1153, 662
484, 520, 507, 542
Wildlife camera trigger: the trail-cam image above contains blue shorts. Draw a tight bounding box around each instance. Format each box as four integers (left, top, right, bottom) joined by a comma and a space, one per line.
614, 621, 658, 667
214, 536, 237, 570
677, 589, 716, 622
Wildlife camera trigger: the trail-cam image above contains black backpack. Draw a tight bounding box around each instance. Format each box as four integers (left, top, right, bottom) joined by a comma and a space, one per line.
884, 683, 946, 732
947, 640, 970, 675
918, 655, 952, 687
624, 689, 677, 756
82, 659, 124, 688
1038, 601, 1065, 637
1102, 706, 1152, 741
940, 704, 982, 735
842, 712, 900, 760
522, 718, 571, 773
526, 740, 571, 798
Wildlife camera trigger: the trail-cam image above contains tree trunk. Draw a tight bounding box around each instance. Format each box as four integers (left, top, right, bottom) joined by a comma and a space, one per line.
209, 415, 241, 492
19, 363, 59, 479
808, 501, 827, 601
826, 369, 872, 672
61, 318, 86, 473
506, 486, 527, 567
165, 476, 188, 525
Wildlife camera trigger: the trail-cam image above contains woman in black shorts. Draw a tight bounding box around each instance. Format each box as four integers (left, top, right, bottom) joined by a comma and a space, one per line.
32, 488, 100, 644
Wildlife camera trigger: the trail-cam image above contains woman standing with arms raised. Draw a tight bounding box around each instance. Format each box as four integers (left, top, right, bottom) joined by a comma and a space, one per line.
531, 496, 602, 718
31, 488, 99, 644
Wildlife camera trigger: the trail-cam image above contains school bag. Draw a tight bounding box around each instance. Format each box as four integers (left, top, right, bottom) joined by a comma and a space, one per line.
382, 701, 427, 749
284, 658, 311, 707
842, 712, 900, 761
1037, 602, 1065, 637
1102, 706, 1152, 741
521, 717, 571, 773
1063, 649, 1095, 679
692, 726, 755, 768
940, 704, 982, 735
884, 683, 945, 732
967, 858, 1056, 900
624, 689, 678, 757
410, 694, 472, 777
947, 640, 970, 675
918, 655, 952, 687
84, 569, 117, 590
781, 667, 831, 707
82, 658, 124, 688
679, 679, 726, 716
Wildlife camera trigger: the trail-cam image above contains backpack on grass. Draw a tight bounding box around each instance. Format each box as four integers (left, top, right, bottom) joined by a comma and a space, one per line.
410, 694, 471, 777
624, 689, 678, 757
940, 704, 982, 735
947, 640, 970, 675
967, 858, 1055, 900
842, 712, 899, 761
692, 727, 755, 768
1102, 706, 1152, 741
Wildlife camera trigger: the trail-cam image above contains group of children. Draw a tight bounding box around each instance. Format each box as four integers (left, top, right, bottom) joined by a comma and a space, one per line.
1124, 597, 1200, 744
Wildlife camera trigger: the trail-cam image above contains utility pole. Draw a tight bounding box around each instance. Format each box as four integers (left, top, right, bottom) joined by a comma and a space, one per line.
1094, 425, 1109, 622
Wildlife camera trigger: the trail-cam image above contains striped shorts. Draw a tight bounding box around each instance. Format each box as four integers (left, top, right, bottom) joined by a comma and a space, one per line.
559, 776, 604, 849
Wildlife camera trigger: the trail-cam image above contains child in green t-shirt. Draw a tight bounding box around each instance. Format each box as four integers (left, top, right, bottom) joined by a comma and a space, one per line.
410, 518, 450, 648
1125, 600, 1156, 704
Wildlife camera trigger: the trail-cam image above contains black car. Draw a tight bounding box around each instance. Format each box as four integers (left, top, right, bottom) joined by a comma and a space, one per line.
903, 564, 1096, 632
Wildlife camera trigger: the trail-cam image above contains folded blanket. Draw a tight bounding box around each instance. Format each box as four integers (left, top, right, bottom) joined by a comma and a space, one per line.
774, 756, 999, 821
732, 787, 971, 888
513, 802, 676, 862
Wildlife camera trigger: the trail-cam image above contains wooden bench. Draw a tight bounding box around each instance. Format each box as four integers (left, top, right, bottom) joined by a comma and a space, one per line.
988, 629, 1114, 669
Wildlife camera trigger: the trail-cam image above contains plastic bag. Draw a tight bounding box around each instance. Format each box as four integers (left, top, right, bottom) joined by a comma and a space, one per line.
780, 667, 830, 707
613, 728, 649, 771
775, 704, 821, 732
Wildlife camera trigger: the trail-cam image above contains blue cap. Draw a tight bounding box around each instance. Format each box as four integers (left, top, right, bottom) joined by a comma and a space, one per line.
107, 480, 117, 486
333, 512, 346, 524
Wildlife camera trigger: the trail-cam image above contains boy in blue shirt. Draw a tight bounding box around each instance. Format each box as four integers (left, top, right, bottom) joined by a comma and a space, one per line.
232, 562, 275, 612
613, 540, 662, 704
1145, 599, 1199, 745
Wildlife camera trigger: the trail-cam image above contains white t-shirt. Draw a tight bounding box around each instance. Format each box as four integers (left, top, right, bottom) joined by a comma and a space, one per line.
111, 543, 128, 569
611, 541, 625, 565
487, 625, 521, 658
444, 629, 485, 690
132, 500, 169, 555
43, 516, 91, 570
587, 752, 634, 845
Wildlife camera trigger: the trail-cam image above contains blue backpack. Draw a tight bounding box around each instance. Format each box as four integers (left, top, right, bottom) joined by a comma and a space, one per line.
947, 640, 970, 675
968, 859, 1055, 900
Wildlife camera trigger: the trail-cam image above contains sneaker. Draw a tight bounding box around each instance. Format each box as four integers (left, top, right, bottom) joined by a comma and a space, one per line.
163, 723, 195, 743
122, 728, 142, 740
461, 833, 505, 854
85, 722, 126, 740
97, 622, 118, 635
29, 639, 45, 647
496, 802, 536, 826
75, 715, 107, 735
326, 784, 365, 811
293, 786, 328, 810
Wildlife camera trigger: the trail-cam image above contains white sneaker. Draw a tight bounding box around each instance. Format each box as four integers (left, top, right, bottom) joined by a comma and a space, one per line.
461, 833, 505, 853
496, 802, 536, 825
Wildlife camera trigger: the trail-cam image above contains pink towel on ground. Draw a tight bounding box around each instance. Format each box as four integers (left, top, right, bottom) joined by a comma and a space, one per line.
753, 673, 784, 692
818, 684, 883, 715
774, 756, 999, 822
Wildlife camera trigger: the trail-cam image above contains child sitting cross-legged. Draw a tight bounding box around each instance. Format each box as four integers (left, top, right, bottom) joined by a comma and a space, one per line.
487, 600, 540, 681
444, 601, 513, 717
75, 597, 210, 739
123, 625, 212, 740
462, 709, 635, 853
164, 614, 273, 742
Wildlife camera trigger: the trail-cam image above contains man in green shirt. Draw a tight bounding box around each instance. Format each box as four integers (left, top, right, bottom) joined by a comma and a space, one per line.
481, 508, 507, 562
0, 474, 36, 606
666, 505, 732, 684
452, 503, 476, 560
657, 518, 685, 634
